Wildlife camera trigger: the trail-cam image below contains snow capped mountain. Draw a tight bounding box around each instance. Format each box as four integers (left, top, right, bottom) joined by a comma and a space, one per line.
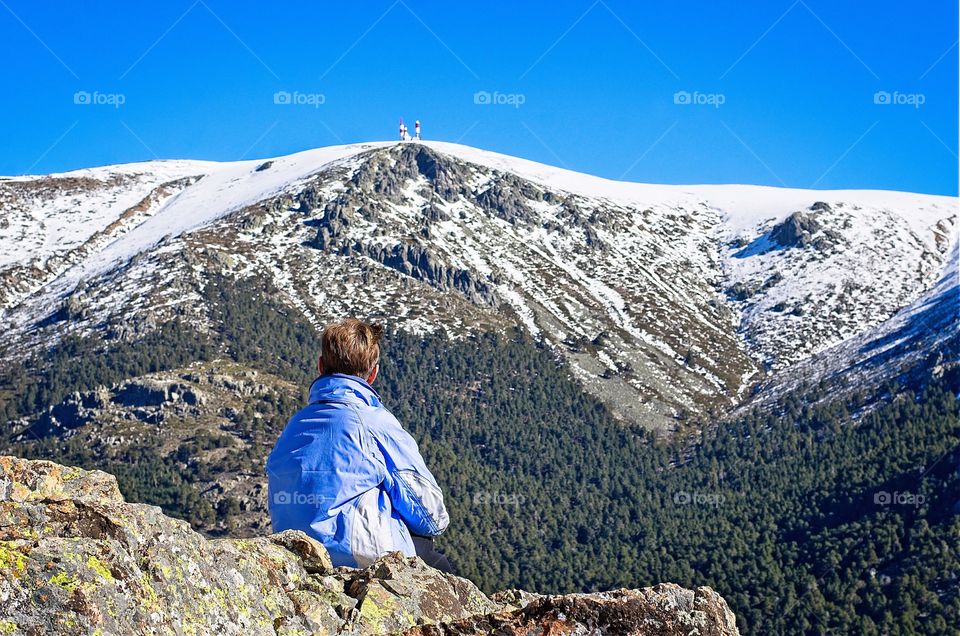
1, 141, 955, 431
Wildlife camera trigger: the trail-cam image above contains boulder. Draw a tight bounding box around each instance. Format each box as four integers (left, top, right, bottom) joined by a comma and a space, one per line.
408, 586, 739, 635
769, 211, 822, 248
341, 553, 499, 634
0, 456, 740, 635
769, 211, 844, 251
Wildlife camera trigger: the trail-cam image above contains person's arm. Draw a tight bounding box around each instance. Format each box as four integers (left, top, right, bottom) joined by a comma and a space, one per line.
370, 413, 449, 536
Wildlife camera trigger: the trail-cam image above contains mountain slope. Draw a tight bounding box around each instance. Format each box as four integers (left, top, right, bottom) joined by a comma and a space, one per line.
1, 141, 956, 430
746, 240, 959, 411
1, 141, 957, 635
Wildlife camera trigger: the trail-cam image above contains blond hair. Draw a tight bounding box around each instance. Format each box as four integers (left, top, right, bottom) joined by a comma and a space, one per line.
320, 319, 384, 377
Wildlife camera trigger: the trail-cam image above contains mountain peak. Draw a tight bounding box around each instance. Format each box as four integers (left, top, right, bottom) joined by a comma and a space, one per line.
0, 141, 956, 430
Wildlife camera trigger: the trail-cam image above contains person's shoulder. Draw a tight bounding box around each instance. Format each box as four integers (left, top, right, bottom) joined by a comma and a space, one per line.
361, 400, 402, 432
289, 399, 363, 427
285, 403, 313, 425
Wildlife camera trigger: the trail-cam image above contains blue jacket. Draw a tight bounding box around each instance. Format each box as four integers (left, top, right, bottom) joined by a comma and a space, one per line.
266, 374, 449, 567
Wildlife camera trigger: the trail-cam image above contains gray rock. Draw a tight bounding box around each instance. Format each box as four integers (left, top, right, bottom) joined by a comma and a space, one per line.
769, 211, 822, 248
407, 585, 740, 635
0, 453, 740, 635
112, 380, 169, 408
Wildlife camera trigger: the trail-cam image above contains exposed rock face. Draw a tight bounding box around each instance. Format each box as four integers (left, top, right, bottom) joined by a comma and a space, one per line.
769, 211, 821, 248
27, 378, 207, 437
769, 209, 843, 251
344, 144, 469, 204
474, 173, 541, 225
726, 272, 783, 302
305, 146, 507, 306
408, 586, 739, 636
0, 456, 740, 635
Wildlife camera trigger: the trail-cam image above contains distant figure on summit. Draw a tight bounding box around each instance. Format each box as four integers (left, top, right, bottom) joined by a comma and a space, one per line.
266, 319, 451, 571
414, 120, 421, 140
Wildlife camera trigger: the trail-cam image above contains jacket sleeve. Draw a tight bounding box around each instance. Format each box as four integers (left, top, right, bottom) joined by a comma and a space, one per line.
369, 412, 449, 536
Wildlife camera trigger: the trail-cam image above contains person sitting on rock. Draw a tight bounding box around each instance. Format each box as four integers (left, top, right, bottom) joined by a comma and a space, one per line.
266, 318, 452, 571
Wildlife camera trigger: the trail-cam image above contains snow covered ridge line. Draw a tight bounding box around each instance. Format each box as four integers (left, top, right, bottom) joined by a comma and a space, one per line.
2, 140, 955, 325
1, 140, 956, 430
8, 139, 957, 210
3, 140, 955, 309
0, 144, 396, 289
422, 142, 956, 230
0, 159, 220, 184
4, 140, 953, 299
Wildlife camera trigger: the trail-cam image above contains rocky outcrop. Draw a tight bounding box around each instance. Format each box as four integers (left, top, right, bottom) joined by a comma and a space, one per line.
474, 174, 542, 225
370, 242, 498, 306
348, 145, 469, 203
26, 378, 207, 438
726, 272, 783, 302
407, 586, 738, 636
304, 146, 516, 307
0, 456, 740, 635
769, 209, 843, 251
769, 211, 821, 248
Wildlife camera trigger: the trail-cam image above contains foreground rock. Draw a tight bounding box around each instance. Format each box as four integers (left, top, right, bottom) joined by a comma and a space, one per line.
0, 456, 739, 635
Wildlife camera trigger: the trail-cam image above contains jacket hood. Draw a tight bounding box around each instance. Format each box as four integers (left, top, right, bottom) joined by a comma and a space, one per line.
308, 373, 382, 407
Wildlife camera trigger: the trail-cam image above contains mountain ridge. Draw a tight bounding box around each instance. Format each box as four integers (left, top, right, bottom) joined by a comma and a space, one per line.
1, 141, 956, 430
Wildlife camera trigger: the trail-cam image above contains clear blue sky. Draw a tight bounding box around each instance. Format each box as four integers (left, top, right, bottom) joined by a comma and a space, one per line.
2, 0, 957, 194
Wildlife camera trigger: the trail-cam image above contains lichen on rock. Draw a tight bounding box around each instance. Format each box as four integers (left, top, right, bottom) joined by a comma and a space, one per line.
0, 456, 740, 635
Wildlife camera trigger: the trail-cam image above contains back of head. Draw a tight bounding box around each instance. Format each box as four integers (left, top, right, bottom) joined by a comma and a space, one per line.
320, 319, 384, 378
